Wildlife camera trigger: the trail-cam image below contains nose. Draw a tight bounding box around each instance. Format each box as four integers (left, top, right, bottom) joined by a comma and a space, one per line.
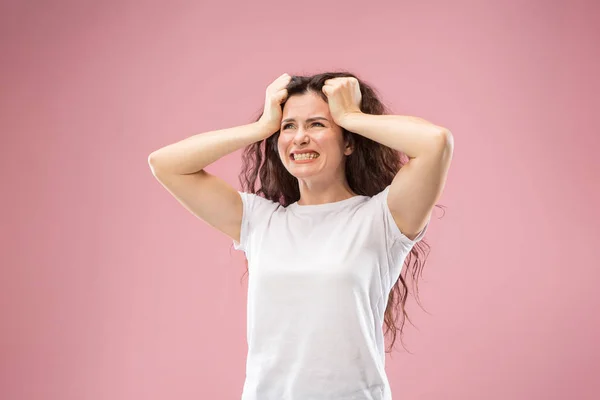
292, 127, 309, 146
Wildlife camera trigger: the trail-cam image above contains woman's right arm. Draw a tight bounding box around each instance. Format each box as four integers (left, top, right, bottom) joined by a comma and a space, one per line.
148, 73, 291, 243
147, 121, 274, 243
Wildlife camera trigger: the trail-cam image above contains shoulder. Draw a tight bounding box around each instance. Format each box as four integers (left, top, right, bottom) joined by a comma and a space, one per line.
238, 191, 283, 215
366, 185, 429, 246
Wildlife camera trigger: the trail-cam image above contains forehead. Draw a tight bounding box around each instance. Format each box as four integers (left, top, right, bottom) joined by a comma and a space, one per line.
282, 92, 329, 118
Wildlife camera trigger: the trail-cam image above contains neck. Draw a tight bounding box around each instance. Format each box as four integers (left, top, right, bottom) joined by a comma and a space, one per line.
296, 180, 356, 206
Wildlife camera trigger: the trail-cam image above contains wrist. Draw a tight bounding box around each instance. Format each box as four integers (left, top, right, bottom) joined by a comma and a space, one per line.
338, 111, 365, 130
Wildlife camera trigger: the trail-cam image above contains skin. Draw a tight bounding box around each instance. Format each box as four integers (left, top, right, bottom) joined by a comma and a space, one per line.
277, 91, 358, 205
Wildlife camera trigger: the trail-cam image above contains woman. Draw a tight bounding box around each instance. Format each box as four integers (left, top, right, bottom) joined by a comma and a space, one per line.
148, 71, 454, 400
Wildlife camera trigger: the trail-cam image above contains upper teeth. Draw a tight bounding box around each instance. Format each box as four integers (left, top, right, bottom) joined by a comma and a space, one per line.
294, 152, 319, 160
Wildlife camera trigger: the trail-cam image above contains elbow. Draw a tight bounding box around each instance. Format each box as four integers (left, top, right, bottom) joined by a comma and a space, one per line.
147, 151, 163, 174
147, 151, 157, 166
424, 129, 453, 160
436, 128, 454, 150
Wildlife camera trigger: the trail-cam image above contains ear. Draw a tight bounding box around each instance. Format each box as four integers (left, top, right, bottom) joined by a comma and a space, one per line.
344, 142, 354, 156
344, 135, 354, 156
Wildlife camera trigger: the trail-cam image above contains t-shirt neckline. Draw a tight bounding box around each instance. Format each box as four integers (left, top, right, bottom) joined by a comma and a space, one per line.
287, 194, 367, 213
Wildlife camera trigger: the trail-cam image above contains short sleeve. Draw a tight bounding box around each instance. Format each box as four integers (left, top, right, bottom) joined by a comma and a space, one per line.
373, 185, 430, 251
232, 191, 280, 257
233, 191, 253, 253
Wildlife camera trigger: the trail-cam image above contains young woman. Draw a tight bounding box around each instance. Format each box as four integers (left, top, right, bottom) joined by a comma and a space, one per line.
148, 71, 454, 400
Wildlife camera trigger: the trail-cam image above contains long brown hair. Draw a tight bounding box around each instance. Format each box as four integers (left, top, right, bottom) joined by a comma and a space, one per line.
235, 70, 444, 353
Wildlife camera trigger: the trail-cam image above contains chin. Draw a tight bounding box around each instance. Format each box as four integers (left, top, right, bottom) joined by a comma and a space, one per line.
292, 174, 317, 179
288, 169, 317, 179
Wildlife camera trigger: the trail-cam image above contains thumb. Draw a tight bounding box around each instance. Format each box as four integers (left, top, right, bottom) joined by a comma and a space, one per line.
275, 89, 288, 104
322, 85, 332, 97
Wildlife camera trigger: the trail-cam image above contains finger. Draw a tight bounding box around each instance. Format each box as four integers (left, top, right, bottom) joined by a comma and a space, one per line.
276, 89, 288, 103
278, 73, 290, 83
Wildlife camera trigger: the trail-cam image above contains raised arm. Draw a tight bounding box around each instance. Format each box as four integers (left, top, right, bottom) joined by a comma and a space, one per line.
148, 122, 272, 243
148, 73, 291, 242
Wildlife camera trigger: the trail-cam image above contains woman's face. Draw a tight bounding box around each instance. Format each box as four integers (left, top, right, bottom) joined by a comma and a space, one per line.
277, 91, 352, 181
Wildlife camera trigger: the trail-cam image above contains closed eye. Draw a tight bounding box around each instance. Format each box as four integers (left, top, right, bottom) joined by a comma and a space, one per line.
282, 122, 325, 130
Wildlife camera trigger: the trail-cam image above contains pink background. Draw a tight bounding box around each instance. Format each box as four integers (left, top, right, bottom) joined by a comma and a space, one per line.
1, 0, 599, 399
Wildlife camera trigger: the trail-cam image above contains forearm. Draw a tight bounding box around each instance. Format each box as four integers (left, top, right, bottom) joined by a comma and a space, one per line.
148, 122, 271, 175
340, 113, 451, 159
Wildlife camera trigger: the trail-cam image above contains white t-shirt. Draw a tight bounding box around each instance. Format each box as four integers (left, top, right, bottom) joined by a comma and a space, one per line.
233, 185, 429, 400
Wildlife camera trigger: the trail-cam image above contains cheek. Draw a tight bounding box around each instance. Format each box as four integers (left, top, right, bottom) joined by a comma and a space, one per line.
277, 139, 288, 159
319, 136, 344, 155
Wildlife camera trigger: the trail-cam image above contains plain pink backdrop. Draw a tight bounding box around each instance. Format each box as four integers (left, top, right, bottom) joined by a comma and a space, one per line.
1, 0, 598, 399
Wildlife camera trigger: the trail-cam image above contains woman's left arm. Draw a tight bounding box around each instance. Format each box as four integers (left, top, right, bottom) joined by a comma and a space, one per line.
340, 113, 454, 240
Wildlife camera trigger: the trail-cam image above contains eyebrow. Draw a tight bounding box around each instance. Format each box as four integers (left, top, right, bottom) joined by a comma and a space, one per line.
281, 116, 329, 124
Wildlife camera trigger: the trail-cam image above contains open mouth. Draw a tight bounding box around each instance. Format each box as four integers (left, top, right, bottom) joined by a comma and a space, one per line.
291, 152, 320, 161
